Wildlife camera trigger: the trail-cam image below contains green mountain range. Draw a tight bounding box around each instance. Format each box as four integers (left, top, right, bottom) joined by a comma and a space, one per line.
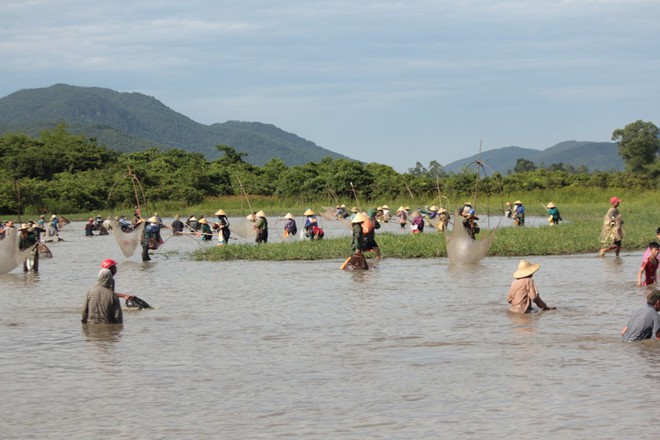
0, 84, 348, 166
0, 84, 625, 172
443, 141, 624, 174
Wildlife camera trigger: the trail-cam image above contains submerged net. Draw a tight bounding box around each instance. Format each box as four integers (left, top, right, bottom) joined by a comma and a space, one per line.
112, 220, 144, 257
445, 212, 496, 265
0, 228, 35, 274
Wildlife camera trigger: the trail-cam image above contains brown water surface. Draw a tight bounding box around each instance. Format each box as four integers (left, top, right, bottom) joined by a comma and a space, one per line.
0, 220, 656, 439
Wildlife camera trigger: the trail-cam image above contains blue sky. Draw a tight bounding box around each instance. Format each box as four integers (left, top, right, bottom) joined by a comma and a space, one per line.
2, 0, 659, 171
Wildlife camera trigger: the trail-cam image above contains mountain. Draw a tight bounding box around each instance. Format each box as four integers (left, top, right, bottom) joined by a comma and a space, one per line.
0, 84, 348, 166
443, 141, 624, 174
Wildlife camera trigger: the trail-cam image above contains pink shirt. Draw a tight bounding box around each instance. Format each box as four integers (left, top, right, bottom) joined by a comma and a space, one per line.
507, 278, 539, 314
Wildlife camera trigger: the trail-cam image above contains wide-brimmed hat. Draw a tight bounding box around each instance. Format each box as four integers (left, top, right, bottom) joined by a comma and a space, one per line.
514, 200, 522, 205
351, 212, 368, 223
19, 223, 29, 231
304, 209, 315, 216
439, 207, 447, 213
256, 210, 266, 217
382, 204, 389, 209
190, 216, 197, 221
148, 216, 158, 223
430, 205, 438, 211
51, 214, 57, 219
404, 206, 410, 210
215, 209, 226, 216
610, 196, 621, 205
547, 202, 556, 208
350, 207, 359, 213
284, 213, 295, 219
198, 218, 208, 224
397, 206, 405, 212
464, 202, 472, 206
513, 260, 540, 279
505, 202, 512, 206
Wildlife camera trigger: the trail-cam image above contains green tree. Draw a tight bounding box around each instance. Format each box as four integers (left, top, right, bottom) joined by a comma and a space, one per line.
514, 158, 537, 173
612, 120, 660, 173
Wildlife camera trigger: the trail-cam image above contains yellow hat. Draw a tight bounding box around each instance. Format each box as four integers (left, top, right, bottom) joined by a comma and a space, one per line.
514, 200, 522, 205
351, 212, 368, 223
547, 202, 556, 208
382, 205, 389, 209
430, 205, 438, 211
350, 207, 358, 213
256, 210, 266, 217
284, 213, 295, 219
215, 209, 226, 216
148, 216, 158, 223
198, 217, 208, 224
513, 260, 540, 279
304, 209, 315, 216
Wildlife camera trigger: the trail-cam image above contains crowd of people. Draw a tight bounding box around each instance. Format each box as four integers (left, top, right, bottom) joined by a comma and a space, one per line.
1, 195, 656, 342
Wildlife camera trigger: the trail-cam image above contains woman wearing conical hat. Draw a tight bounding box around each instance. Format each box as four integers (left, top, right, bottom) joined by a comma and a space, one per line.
214, 209, 231, 246
396, 206, 407, 229
303, 208, 318, 239
198, 217, 213, 241
545, 202, 562, 226
341, 212, 369, 270
254, 210, 268, 244
507, 260, 555, 313
283, 213, 298, 238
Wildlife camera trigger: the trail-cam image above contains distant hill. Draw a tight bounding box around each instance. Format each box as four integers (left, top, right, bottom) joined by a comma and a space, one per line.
0, 84, 348, 166
444, 141, 624, 174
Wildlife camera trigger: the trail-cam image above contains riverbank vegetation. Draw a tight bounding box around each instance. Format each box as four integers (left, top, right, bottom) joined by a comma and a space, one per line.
1, 122, 658, 259
192, 191, 658, 261
1, 123, 659, 218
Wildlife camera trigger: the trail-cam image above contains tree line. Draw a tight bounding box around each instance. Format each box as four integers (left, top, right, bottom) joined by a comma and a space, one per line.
0, 122, 657, 215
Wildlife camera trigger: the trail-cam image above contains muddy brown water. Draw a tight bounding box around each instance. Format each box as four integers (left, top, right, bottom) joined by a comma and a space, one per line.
1, 218, 656, 439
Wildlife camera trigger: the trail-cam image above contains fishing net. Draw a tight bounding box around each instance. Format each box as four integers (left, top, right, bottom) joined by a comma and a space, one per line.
343, 252, 369, 271
319, 207, 336, 221
445, 212, 496, 265
0, 228, 35, 274
230, 217, 256, 240
112, 220, 144, 257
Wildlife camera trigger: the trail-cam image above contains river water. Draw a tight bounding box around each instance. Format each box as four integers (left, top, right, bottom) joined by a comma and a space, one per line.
1, 218, 657, 439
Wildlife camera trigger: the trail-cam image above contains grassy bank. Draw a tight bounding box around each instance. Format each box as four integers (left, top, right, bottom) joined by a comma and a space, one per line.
189, 188, 658, 260
192, 206, 657, 261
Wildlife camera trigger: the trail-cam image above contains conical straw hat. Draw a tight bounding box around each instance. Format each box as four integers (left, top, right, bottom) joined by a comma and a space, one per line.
351, 212, 368, 223
284, 213, 294, 219
513, 260, 540, 279
215, 209, 226, 216
546, 202, 556, 208
256, 210, 266, 217
304, 209, 315, 216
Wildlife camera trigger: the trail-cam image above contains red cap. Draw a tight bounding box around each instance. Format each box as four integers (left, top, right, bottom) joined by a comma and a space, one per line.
610, 196, 621, 205
100, 259, 117, 269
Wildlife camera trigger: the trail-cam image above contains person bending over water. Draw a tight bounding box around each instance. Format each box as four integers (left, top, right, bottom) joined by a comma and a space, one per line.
621, 287, 660, 342
507, 260, 556, 313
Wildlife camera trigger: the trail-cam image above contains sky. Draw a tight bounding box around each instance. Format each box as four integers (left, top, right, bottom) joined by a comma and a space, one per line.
1, 0, 659, 172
